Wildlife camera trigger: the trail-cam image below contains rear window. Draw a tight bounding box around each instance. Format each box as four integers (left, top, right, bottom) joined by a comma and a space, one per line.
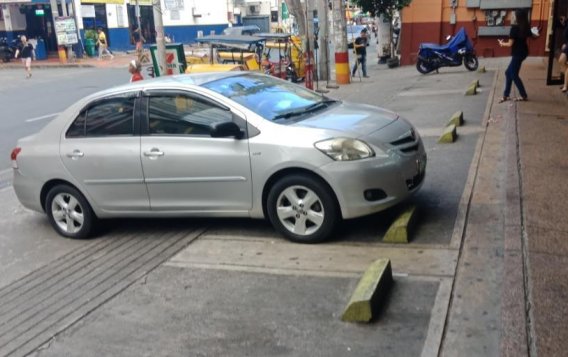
66, 96, 135, 138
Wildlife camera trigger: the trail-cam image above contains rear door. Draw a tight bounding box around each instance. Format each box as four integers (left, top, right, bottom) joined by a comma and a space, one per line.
139, 90, 253, 212
60, 92, 149, 212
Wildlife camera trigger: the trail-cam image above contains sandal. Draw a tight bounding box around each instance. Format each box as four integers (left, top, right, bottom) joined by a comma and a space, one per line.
498, 96, 510, 103
513, 97, 528, 102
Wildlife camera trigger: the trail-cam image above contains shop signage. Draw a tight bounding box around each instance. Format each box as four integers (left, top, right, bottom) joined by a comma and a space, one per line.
80, 0, 124, 4
54, 17, 79, 46
81, 5, 95, 18
131, 0, 153, 6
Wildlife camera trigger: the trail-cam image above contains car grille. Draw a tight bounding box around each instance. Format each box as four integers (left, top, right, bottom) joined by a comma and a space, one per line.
390, 130, 419, 154
406, 170, 425, 191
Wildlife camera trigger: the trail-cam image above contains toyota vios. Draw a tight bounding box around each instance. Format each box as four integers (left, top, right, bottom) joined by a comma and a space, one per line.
12, 72, 426, 243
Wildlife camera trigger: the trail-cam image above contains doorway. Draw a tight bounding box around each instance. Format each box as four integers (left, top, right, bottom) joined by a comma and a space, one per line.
127, 5, 155, 44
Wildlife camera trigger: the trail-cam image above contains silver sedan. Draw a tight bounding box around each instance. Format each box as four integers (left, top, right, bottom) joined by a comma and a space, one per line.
11, 72, 426, 243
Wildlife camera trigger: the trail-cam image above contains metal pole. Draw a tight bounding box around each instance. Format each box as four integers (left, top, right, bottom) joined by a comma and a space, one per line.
153, 0, 167, 76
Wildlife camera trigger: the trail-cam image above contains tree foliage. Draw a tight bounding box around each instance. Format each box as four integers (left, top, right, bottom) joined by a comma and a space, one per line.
353, 0, 413, 20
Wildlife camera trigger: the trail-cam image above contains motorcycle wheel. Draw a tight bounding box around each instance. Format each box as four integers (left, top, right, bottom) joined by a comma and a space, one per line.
464, 55, 479, 71
416, 59, 434, 74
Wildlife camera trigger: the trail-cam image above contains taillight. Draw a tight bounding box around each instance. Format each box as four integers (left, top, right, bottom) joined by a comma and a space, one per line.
11, 147, 21, 169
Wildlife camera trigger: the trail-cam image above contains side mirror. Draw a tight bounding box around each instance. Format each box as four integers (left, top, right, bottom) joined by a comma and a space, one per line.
210, 121, 244, 139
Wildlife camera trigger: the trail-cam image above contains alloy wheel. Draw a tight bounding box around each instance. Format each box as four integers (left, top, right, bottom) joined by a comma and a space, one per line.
275, 185, 325, 236
51, 192, 85, 234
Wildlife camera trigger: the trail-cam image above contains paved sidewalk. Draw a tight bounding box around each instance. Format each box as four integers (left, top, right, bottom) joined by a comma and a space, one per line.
441, 57, 568, 357
0, 52, 134, 70
510, 58, 568, 357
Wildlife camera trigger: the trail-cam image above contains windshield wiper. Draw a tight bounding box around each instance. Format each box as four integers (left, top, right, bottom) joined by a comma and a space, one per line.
273, 99, 338, 120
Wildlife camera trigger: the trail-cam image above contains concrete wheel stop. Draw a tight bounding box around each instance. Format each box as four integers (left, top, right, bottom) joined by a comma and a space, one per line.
465, 80, 479, 95
439, 124, 458, 143
447, 111, 464, 127
341, 258, 393, 323
383, 205, 418, 244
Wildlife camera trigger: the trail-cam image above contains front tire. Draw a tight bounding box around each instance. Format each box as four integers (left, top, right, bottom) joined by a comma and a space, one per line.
464, 54, 479, 71
416, 59, 434, 74
267, 174, 338, 243
45, 185, 97, 239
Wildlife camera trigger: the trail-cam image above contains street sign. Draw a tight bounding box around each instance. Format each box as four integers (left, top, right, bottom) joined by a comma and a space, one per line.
54, 17, 78, 46
149, 43, 187, 76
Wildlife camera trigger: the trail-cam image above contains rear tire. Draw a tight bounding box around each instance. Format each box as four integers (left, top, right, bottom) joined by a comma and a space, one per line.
416, 59, 434, 74
45, 184, 97, 239
464, 55, 479, 71
267, 174, 338, 243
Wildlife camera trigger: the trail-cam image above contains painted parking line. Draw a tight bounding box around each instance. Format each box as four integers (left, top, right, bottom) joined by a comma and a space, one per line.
25, 112, 60, 123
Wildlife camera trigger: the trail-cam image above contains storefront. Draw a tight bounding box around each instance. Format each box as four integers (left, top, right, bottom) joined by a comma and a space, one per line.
126, 0, 155, 44
546, 0, 567, 85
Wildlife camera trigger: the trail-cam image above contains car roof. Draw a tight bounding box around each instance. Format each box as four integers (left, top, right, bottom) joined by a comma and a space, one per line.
92, 71, 248, 98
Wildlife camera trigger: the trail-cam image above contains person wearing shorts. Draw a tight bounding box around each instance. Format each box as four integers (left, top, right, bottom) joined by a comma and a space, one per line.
14, 35, 34, 79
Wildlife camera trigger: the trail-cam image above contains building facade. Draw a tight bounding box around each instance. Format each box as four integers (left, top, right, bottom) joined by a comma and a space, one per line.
1, 0, 232, 53
400, 0, 553, 66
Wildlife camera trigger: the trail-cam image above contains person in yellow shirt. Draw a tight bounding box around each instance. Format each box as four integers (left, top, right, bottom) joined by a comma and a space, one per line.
97, 28, 114, 60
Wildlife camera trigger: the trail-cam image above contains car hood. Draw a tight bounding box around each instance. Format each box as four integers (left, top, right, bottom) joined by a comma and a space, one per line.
291, 101, 399, 137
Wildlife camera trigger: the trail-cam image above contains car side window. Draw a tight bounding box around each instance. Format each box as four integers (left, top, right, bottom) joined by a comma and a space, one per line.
148, 94, 232, 136
66, 97, 135, 138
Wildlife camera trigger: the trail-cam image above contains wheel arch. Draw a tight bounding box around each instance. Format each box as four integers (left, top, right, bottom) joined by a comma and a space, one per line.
261, 167, 342, 220
40, 179, 93, 215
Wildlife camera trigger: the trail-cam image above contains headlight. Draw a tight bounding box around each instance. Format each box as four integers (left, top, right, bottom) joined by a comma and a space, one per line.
315, 138, 375, 161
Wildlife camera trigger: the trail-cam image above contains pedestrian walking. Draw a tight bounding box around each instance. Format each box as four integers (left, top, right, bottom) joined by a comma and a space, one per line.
14, 35, 34, 79
557, 15, 568, 92
128, 59, 143, 82
97, 28, 114, 60
352, 28, 369, 78
498, 9, 533, 103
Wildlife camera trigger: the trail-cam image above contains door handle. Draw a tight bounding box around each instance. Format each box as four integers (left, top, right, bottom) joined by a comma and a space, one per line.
144, 148, 164, 158
66, 150, 84, 159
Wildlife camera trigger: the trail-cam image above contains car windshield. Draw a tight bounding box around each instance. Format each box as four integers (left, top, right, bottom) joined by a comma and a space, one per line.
203, 73, 335, 122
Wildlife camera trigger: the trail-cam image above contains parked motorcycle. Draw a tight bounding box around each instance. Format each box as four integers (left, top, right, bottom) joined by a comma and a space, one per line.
0, 37, 15, 63
416, 27, 478, 74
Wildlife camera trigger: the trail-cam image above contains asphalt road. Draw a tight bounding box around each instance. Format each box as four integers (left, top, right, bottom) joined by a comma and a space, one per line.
0, 59, 494, 356
0, 68, 129, 171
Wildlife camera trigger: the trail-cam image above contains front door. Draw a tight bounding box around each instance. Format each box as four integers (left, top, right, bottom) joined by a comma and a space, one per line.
60, 93, 149, 212
140, 91, 252, 212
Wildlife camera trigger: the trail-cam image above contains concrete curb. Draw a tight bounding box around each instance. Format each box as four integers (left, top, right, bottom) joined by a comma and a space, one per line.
0, 63, 96, 70
447, 111, 464, 127
383, 205, 417, 244
341, 258, 393, 323
439, 124, 458, 143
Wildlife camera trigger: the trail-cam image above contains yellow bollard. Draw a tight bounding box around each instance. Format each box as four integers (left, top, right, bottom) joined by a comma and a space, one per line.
58, 46, 67, 64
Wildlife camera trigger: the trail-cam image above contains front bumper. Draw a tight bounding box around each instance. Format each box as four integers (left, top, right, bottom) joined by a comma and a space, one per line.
320, 148, 426, 219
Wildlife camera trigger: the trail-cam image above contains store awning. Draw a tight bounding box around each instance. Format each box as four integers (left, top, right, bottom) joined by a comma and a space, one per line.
467, 0, 532, 9
479, 0, 532, 9
80, 0, 124, 4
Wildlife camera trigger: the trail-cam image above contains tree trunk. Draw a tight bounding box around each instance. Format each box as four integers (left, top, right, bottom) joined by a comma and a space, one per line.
287, 0, 306, 37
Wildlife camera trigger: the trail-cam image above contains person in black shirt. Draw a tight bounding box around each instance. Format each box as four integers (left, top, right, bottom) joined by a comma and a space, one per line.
497, 9, 532, 102
352, 28, 369, 78
14, 35, 34, 79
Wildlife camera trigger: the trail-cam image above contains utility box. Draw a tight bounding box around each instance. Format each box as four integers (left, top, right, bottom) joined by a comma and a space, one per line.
149, 43, 187, 77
